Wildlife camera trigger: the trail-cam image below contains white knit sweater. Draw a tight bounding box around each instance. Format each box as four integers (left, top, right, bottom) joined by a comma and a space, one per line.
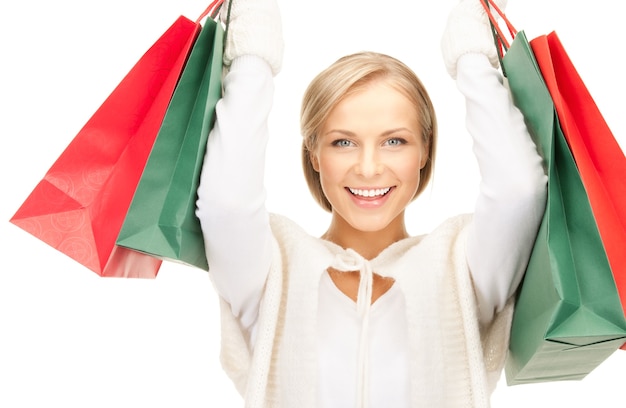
196, 53, 547, 407
218, 213, 514, 407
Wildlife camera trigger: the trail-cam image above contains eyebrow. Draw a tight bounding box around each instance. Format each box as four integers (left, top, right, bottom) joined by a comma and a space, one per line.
323, 128, 413, 137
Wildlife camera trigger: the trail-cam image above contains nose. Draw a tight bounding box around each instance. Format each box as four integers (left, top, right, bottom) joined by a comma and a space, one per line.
354, 147, 383, 178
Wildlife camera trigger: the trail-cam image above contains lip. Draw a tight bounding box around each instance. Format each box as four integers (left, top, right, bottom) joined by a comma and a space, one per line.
346, 186, 394, 208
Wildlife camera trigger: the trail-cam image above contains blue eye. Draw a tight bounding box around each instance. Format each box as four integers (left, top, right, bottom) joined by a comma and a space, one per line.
333, 139, 353, 147
385, 138, 406, 146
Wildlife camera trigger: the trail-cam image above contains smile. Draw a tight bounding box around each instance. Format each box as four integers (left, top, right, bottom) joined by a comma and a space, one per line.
348, 187, 392, 198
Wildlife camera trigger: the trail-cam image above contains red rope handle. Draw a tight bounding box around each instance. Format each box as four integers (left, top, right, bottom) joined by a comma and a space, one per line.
196, 0, 225, 23
480, 0, 517, 50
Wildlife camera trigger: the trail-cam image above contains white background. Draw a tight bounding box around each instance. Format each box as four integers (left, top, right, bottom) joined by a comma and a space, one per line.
1, 0, 624, 406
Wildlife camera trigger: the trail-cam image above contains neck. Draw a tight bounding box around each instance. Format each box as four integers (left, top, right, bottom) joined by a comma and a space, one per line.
322, 213, 409, 260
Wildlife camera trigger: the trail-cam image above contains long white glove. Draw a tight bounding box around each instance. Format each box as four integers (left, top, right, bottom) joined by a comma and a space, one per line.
440, 0, 507, 79
220, 0, 284, 76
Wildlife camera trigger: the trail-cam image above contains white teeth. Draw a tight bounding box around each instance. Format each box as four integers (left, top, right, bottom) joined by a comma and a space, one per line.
349, 187, 391, 197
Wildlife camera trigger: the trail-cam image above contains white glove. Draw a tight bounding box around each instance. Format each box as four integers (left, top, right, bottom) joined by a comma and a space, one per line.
220, 0, 284, 76
440, 0, 508, 79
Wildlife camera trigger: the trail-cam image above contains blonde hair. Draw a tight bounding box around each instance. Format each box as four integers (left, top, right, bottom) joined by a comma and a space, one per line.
300, 51, 438, 212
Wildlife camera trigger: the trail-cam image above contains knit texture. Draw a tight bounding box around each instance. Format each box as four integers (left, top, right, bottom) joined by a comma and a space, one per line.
440, 0, 508, 79
220, 0, 284, 76
217, 213, 513, 407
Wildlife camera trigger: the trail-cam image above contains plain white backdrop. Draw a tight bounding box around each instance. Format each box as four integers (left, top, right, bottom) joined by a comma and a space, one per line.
1, 0, 624, 406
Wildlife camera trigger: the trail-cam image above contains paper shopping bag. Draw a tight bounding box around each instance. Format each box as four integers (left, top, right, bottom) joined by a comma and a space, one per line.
500, 30, 626, 385
479, 0, 626, 384
530, 33, 626, 339
10, 16, 201, 277
116, 14, 224, 270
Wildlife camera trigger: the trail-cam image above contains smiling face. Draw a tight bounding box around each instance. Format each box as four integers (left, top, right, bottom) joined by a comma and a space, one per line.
310, 80, 428, 236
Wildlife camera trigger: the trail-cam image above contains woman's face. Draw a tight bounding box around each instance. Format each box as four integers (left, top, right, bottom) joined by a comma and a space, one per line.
310, 80, 428, 234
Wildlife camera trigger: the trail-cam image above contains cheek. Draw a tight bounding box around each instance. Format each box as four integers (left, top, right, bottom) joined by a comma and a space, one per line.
316, 151, 352, 182
318, 158, 347, 186
398, 163, 422, 186
390, 151, 424, 182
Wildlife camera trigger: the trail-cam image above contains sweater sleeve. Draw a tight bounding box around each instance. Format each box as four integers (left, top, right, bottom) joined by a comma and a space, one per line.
196, 55, 274, 335
455, 53, 547, 324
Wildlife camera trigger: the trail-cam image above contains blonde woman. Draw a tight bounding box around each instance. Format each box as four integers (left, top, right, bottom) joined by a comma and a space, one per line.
196, 0, 547, 406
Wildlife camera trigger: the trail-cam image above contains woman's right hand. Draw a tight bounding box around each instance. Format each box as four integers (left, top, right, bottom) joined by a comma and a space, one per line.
220, 0, 284, 76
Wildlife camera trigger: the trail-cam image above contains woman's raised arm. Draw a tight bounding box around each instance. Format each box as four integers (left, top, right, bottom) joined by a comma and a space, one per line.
441, 0, 547, 324
196, 0, 283, 336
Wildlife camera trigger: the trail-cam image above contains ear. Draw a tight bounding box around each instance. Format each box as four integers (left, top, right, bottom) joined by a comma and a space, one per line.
310, 151, 320, 172
419, 139, 430, 169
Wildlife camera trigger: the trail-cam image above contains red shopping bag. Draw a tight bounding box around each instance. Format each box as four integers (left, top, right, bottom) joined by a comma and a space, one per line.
531, 33, 626, 342
10, 15, 201, 277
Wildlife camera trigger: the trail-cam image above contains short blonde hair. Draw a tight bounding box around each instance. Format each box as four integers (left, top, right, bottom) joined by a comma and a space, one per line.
300, 51, 438, 212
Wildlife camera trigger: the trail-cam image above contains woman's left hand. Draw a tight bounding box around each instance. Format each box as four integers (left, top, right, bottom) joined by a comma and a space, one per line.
440, 0, 508, 79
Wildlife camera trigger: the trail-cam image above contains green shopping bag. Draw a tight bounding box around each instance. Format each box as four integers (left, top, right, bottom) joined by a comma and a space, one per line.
116, 12, 223, 271
498, 29, 626, 384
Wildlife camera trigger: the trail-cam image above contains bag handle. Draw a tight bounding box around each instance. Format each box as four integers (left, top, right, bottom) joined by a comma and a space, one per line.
195, 0, 234, 54
197, 0, 225, 23
480, 0, 517, 75
480, 0, 517, 49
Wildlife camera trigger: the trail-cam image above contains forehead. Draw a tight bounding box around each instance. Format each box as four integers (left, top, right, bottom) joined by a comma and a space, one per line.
326, 81, 419, 126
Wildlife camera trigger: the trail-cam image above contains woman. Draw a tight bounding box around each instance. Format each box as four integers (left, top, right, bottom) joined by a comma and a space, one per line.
196, 0, 547, 406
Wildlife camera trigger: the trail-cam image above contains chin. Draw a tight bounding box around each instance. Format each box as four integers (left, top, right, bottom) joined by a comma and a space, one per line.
346, 214, 396, 234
